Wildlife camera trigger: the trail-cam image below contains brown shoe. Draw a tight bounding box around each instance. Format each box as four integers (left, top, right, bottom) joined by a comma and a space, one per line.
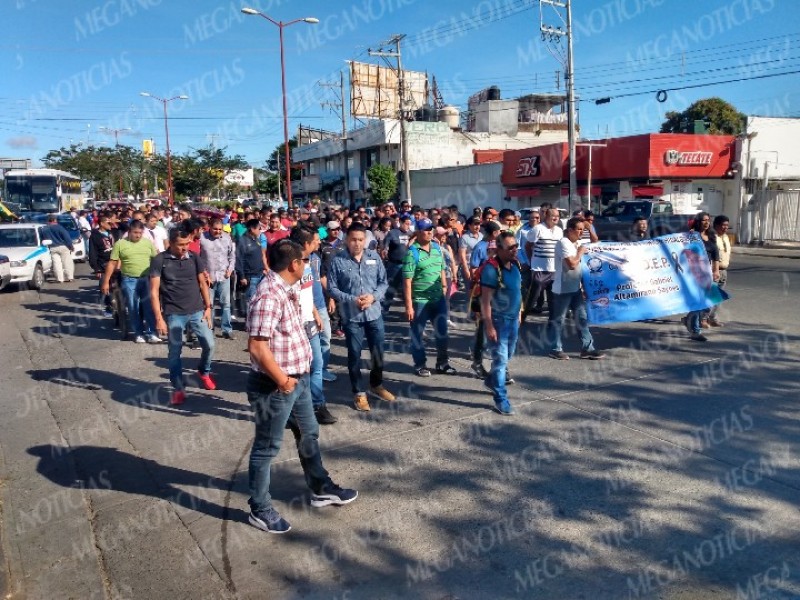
369, 385, 396, 402
353, 393, 370, 412
700, 319, 711, 329
708, 319, 724, 328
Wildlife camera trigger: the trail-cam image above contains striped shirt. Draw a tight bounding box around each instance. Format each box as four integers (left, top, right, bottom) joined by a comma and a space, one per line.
526, 224, 563, 272
402, 242, 445, 303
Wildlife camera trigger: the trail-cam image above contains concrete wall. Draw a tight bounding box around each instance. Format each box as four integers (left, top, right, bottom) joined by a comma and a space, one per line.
410, 163, 504, 212
746, 117, 800, 181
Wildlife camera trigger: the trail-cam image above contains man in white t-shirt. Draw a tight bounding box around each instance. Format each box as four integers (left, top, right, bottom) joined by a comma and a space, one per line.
549, 217, 605, 361
144, 213, 168, 252
524, 207, 563, 320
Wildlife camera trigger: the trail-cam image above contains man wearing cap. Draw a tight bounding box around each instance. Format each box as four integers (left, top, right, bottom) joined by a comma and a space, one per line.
402, 218, 457, 377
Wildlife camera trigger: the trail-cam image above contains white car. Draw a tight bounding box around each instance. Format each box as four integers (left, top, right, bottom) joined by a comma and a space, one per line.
0, 224, 53, 290
0, 255, 11, 291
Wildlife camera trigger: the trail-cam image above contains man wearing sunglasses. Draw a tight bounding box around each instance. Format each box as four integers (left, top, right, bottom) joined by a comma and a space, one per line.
480, 231, 523, 416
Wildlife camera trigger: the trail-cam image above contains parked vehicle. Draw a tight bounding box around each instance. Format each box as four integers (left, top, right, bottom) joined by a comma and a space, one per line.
26, 213, 86, 262
0, 223, 54, 290
518, 206, 568, 228
0, 254, 11, 290
593, 200, 692, 241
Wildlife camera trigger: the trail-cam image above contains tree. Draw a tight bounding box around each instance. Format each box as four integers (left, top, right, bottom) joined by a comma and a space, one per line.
265, 138, 301, 192
660, 97, 745, 135
367, 164, 397, 205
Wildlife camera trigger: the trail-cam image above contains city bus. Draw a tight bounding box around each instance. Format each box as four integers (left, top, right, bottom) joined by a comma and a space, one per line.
2, 168, 83, 214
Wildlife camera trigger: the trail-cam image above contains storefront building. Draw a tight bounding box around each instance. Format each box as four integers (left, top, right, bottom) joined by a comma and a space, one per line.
502, 133, 738, 217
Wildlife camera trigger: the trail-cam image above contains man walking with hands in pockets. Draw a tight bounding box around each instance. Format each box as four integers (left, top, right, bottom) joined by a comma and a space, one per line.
245, 239, 357, 534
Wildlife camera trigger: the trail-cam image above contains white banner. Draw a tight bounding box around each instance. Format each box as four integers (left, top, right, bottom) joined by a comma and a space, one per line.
224, 168, 253, 187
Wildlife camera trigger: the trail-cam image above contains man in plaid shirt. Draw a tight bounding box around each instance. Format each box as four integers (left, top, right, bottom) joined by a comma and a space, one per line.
245, 239, 357, 534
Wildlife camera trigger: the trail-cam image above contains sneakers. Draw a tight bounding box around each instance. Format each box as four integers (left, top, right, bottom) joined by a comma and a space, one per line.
197, 372, 217, 390
470, 362, 489, 379
133, 335, 146, 344
353, 393, 370, 412
549, 350, 570, 360
321, 370, 337, 382
314, 404, 337, 425
580, 350, 606, 360
495, 401, 515, 416
310, 483, 358, 508
248, 507, 292, 534
369, 385, 396, 402
415, 367, 432, 378
146, 334, 162, 344
170, 390, 186, 406
222, 331, 236, 340
690, 333, 708, 342
102, 309, 113, 318
333, 329, 345, 339
506, 371, 515, 385
435, 363, 458, 375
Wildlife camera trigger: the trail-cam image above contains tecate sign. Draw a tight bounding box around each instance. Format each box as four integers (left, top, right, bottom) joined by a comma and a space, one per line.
664, 150, 713, 166
515, 155, 541, 177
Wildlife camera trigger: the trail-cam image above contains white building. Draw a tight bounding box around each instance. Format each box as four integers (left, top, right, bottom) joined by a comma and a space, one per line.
292, 91, 571, 206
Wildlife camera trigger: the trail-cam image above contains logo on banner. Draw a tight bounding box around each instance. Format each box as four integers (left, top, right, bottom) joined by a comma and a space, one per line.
664, 150, 713, 166
515, 156, 541, 177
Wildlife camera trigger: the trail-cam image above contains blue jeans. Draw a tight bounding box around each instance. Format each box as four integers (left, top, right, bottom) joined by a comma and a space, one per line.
381, 262, 404, 311
551, 292, 595, 353
166, 311, 215, 391
486, 315, 519, 408
247, 373, 331, 512
343, 317, 385, 394
409, 296, 449, 368
244, 274, 264, 317
210, 279, 232, 334
318, 309, 332, 372
687, 310, 703, 334
120, 275, 155, 337
309, 331, 326, 408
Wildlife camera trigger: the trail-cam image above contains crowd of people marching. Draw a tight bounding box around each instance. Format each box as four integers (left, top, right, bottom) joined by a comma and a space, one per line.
56, 198, 731, 533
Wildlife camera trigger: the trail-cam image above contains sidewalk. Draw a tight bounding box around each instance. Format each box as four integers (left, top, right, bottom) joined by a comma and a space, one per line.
733, 240, 800, 259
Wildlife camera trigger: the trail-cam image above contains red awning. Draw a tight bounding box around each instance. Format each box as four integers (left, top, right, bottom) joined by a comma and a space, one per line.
632, 185, 664, 197
506, 188, 541, 198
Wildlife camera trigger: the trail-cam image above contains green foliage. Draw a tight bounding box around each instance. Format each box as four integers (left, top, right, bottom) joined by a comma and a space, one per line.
367, 164, 397, 204
660, 98, 745, 135
41, 144, 248, 200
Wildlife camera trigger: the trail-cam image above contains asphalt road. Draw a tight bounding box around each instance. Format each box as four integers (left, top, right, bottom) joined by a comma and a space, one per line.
1, 254, 799, 600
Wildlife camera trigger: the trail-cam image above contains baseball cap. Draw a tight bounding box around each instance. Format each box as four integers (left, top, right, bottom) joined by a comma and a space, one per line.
326, 220, 341, 230
416, 218, 434, 231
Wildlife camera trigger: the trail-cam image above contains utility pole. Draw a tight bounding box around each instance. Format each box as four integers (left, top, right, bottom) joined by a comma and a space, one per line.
319, 71, 353, 208
370, 34, 411, 205
99, 126, 131, 197
577, 141, 606, 211
540, 0, 578, 213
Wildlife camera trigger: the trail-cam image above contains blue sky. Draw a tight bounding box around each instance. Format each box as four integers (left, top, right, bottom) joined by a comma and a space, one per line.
3, 0, 798, 166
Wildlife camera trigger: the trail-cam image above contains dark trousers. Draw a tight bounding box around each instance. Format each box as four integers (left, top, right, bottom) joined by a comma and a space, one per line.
525, 271, 554, 316
343, 317, 385, 394
381, 262, 404, 312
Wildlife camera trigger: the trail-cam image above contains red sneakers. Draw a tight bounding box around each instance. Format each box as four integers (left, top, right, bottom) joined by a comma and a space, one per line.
170, 390, 186, 406
197, 372, 217, 391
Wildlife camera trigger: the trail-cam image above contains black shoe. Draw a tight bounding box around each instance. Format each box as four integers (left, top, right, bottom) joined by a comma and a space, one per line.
249, 507, 291, 534
506, 371, 515, 385
310, 483, 358, 507
435, 363, 458, 375
222, 331, 236, 340
690, 333, 708, 342
415, 367, 432, 378
314, 404, 337, 425
580, 350, 606, 360
470, 362, 489, 379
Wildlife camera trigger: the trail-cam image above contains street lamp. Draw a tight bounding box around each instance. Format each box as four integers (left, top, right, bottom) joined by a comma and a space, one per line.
241, 7, 319, 208
99, 126, 131, 196
140, 91, 188, 205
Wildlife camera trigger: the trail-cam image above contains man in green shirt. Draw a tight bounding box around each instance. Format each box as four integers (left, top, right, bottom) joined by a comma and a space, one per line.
101, 220, 160, 343
402, 218, 457, 377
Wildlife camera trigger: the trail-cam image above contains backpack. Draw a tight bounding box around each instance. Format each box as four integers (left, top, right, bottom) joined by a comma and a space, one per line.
407, 241, 443, 266
469, 257, 520, 313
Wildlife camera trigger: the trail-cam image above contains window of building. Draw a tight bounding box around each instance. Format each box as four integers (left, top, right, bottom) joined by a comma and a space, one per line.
325, 159, 334, 172
308, 163, 317, 175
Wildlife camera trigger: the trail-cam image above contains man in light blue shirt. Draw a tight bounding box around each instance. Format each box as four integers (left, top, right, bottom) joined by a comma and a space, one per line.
327, 223, 393, 412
